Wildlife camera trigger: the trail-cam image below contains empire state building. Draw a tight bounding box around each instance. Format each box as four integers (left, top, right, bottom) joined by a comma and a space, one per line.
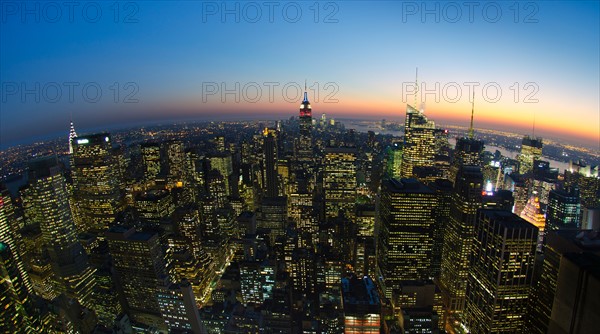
296, 88, 313, 162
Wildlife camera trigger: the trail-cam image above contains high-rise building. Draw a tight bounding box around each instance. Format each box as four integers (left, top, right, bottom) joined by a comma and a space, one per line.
0, 242, 34, 331
68, 119, 77, 154
464, 210, 538, 333
400, 104, 436, 178
518, 136, 543, 174
71, 133, 121, 233
547, 252, 600, 334
546, 188, 581, 231
157, 281, 205, 333
341, 275, 381, 334
164, 140, 187, 187
141, 142, 162, 181
428, 179, 453, 279
27, 157, 97, 309
207, 153, 233, 196
450, 137, 484, 183
106, 226, 169, 328
296, 88, 313, 162
323, 147, 357, 220
520, 193, 546, 252
378, 178, 437, 297
439, 166, 482, 319
0, 185, 32, 295
262, 128, 279, 198
258, 196, 287, 246
528, 230, 600, 334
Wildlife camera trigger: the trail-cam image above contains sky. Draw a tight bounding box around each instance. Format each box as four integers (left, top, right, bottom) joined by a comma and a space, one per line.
1, 1, 599, 149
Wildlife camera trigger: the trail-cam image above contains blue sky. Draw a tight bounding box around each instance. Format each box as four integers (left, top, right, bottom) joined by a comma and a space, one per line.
1, 1, 599, 148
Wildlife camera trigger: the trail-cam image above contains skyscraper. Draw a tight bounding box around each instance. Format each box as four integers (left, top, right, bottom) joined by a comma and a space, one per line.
400, 104, 436, 178
71, 133, 121, 233
68, 119, 77, 154
378, 178, 437, 297
157, 281, 204, 333
439, 166, 482, 319
520, 193, 546, 252
0, 185, 32, 295
262, 127, 279, 198
528, 229, 600, 334
141, 142, 162, 181
296, 87, 313, 162
0, 242, 34, 331
323, 147, 357, 220
464, 209, 538, 333
27, 156, 97, 309
341, 275, 381, 334
106, 226, 169, 329
546, 188, 582, 231
547, 252, 600, 334
518, 136, 543, 174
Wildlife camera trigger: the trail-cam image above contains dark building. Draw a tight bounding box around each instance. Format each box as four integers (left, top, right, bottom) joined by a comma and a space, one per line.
529, 229, 600, 333
548, 252, 600, 334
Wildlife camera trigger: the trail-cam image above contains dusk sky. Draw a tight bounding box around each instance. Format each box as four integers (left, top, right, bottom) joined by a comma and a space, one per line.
1, 1, 599, 149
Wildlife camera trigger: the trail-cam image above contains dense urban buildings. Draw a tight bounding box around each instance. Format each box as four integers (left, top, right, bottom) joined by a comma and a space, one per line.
0, 92, 598, 333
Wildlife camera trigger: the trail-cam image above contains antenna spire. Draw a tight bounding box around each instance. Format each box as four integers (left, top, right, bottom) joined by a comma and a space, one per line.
468, 90, 475, 139
414, 67, 419, 110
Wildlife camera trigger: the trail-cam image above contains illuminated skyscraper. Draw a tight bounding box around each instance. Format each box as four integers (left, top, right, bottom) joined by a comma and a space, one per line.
464, 210, 537, 333
400, 104, 436, 178
0, 242, 34, 331
71, 133, 121, 232
378, 178, 437, 297
68, 119, 77, 154
262, 127, 279, 198
0, 185, 32, 295
164, 140, 186, 187
207, 152, 233, 196
323, 147, 357, 220
27, 157, 97, 309
157, 281, 204, 333
428, 179, 453, 278
518, 136, 543, 174
141, 142, 162, 181
439, 166, 482, 319
520, 193, 546, 252
106, 226, 169, 329
545, 188, 581, 231
296, 87, 313, 162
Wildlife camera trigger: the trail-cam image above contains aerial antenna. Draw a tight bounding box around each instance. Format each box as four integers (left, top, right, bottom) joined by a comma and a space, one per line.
414, 67, 419, 110
468, 89, 475, 139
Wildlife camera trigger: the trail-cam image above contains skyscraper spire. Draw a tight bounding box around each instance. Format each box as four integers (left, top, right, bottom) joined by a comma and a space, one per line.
414, 67, 419, 110
68, 116, 77, 154
303, 79, 309, 103
468, 90, 475, 139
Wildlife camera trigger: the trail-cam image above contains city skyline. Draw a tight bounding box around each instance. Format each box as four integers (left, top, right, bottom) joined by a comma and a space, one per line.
1, 1, 599, 149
